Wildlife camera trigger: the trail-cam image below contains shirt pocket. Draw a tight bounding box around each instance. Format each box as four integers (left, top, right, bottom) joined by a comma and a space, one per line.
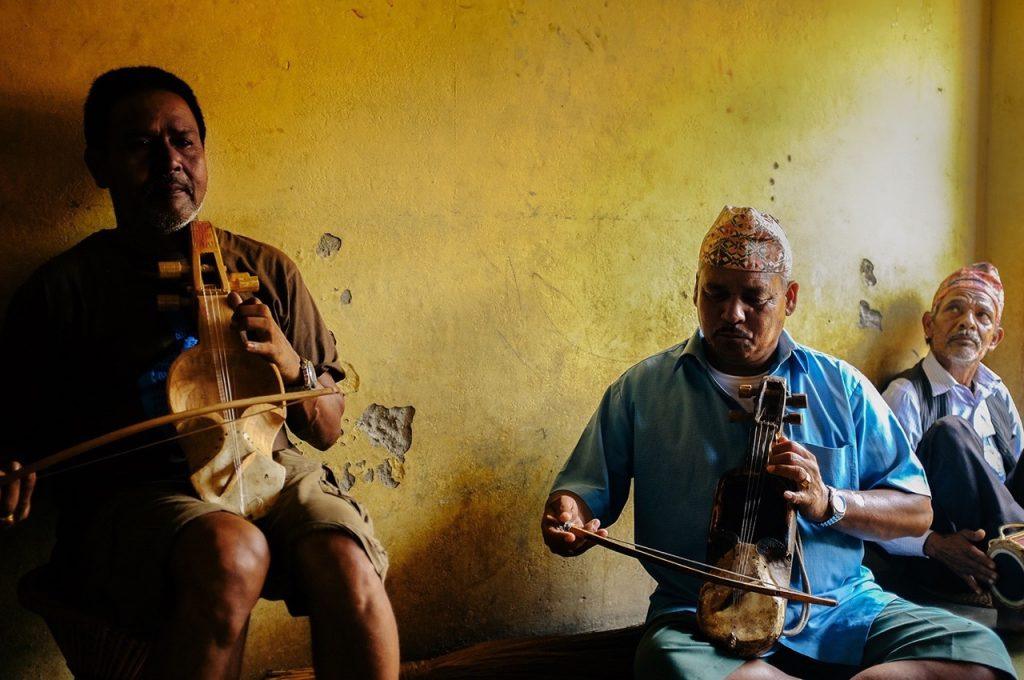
801, 442, 854, 491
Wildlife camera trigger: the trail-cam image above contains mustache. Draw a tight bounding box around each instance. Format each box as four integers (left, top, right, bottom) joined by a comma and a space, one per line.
713, 326, 752, 339
949, 330, 981, 345
145, 175, 193, 198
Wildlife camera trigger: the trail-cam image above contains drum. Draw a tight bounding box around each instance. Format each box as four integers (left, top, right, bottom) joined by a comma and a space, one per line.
988, 523, 1024, 609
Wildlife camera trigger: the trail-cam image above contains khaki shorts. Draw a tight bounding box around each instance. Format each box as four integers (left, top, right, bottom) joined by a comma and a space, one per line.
56, 448, 388, 632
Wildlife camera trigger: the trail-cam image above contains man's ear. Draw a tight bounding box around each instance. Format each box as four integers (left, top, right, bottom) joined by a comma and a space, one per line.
84, 147, 109, 189
692, 273, 699, 308
922, 311, 934, 345
784, 280, 799, 316
988, 326, 1006, 353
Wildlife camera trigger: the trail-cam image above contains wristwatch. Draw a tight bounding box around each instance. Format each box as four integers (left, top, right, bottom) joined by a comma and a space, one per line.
290, 357, 318, 391
814, 485, 847, 529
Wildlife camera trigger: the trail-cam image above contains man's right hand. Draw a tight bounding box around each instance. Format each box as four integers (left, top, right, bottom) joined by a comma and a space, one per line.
541, 492, 607, 557
924, 528, 998, 594
0, 460, 36, 529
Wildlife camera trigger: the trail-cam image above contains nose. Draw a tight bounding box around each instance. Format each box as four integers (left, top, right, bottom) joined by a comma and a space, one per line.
958, 310, 978, 330
721, 297, 745, 324
154, 138, 184, 174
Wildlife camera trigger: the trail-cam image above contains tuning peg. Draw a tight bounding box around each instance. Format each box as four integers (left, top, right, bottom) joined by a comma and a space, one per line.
728, 410, 752, 422
229, 272, 260, 293
783, 413, 803, 426
157, 294, 188, 311
738, 385, 755, 398
158, 260, 190, 279
786, 394, 808, 409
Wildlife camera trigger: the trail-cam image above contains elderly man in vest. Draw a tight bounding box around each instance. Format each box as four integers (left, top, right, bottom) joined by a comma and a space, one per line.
880, 263, 1024, 625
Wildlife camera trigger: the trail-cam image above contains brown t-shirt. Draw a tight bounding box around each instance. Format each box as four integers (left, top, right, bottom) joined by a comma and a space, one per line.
0, 225, 343, 503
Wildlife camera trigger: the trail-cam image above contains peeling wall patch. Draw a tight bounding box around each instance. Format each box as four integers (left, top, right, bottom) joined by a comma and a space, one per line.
860, 258, 877, 286
858, 300, 883, 330
316, 232, 343, 258
377, 458, 404, 488
340, 289, 352, 304
357, 404, 415, 460
339, 462, 357, 492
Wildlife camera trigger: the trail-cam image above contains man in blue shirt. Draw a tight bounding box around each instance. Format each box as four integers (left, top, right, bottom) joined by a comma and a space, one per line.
541, 207, 1013, 679
880, 264, 1024, 625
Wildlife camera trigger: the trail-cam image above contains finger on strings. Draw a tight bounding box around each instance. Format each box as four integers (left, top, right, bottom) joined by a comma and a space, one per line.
226, 292, 244, 308
766, 463, 807, 483
783, 490, 811, 505
244, 339, 277, 357
767, 451, 804, 467
231, 294, 269, 312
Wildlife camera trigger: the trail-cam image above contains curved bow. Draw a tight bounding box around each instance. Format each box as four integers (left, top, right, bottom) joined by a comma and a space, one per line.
1, 385, 345, 485
567, 525, 836, 606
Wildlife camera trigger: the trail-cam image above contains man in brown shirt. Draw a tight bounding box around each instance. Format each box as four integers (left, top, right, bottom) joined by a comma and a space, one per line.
0, 67, 399, 680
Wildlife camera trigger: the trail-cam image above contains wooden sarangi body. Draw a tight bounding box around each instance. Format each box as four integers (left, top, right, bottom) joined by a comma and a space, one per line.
697, 376, 809, 657
163, 221, 287, 519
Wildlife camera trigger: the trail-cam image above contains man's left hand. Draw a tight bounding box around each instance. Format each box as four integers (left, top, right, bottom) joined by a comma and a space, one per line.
228, 292, 302, 385
767, 434, 830, 522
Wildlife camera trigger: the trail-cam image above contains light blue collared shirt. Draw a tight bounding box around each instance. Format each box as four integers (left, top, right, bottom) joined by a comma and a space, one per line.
552, 329, 929, 665
879, 351, 1023, 556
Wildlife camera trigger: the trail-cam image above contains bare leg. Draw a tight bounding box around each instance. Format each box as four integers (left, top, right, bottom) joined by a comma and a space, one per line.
294, 531, 399, 680
726, 660, 799, 679
853, 660, 999, 679
143, 512, 270, 680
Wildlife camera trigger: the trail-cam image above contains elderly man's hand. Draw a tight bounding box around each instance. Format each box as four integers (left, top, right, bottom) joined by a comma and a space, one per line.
0, 460, 36, 529
541, 492, 607, 557
228, 292, 302, 385
767, 434, 830, 523
924, 529, 998, 595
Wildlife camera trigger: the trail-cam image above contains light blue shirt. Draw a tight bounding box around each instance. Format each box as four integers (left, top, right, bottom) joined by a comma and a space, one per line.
879, 351, 1023, 556
552, 329, 930, 665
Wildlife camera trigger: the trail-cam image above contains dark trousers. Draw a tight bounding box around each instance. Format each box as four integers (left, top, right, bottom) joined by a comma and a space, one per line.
913, 416, 1024, 590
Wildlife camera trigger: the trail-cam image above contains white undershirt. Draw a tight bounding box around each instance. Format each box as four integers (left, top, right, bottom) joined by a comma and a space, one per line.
707, 364, 769, 410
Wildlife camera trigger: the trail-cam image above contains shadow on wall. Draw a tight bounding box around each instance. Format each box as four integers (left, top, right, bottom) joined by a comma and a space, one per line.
0, 93, 102, 679
0, 93, 102, 313
847, 292, 928, 389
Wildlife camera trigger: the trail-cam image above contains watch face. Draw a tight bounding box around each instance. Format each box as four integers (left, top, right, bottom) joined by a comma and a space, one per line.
833, 489, 847, 514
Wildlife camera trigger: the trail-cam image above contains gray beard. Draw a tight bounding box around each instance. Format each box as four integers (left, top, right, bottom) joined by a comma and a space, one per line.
142, 200, 204, 235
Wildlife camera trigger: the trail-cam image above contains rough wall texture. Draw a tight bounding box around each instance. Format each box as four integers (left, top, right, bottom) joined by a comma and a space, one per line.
0, 1, 988, 678
984, 0, 1024, 400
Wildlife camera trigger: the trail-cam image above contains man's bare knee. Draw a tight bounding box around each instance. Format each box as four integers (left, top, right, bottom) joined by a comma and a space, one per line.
170, 512, 270, 644
295, 531, 382, 612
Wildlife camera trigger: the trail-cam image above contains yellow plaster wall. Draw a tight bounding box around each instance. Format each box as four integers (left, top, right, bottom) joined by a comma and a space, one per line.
984, 0, 1024, 399
0, 1, 985, 677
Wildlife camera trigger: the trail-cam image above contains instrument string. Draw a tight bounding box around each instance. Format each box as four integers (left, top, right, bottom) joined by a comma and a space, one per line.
738, 389, 770, 576
743, 420, 771, 576
735, 386, 759, 575
211, 289, 247, 515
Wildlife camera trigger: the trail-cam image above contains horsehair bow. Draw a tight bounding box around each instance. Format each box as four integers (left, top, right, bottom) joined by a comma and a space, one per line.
0, 385, 345, 484
565, 525, 836, 606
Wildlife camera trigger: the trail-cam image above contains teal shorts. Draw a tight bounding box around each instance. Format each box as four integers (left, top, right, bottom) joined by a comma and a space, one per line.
634, 598, 1016, 679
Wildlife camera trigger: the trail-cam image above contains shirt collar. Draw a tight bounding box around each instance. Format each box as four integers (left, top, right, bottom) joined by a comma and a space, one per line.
676, 328, 807, 374
922, 351, 1001, 398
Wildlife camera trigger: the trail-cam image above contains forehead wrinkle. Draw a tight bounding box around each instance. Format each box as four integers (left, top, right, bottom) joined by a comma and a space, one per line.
939, 292, 995, 313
